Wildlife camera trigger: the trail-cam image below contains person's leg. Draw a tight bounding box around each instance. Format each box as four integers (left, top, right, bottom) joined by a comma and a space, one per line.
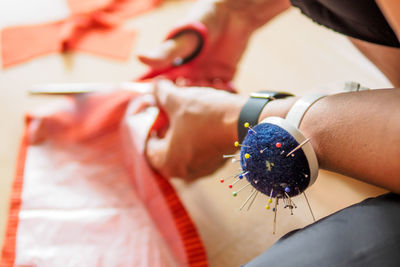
350, 38, 400, 87
244, 193, 400, 267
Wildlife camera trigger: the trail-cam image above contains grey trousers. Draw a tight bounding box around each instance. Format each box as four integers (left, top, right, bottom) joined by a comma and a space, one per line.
244, 193, 400, 267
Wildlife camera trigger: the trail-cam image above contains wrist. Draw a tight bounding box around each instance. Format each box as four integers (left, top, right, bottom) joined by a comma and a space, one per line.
237, 92, 295, 142
258, 96, 298, 122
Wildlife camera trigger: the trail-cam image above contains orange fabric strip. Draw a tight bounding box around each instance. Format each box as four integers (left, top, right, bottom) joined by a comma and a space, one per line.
0, 116, 30, 267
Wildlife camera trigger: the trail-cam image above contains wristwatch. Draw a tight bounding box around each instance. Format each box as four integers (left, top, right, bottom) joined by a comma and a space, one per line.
237, 91, 294, 143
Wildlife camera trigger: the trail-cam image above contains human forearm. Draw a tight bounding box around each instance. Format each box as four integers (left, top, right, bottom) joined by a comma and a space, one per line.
221, 0, 291, 29
302, 89, 400, 193
259, 89, 400, 193
376, 0, 400, 42
184, 0, 291, 40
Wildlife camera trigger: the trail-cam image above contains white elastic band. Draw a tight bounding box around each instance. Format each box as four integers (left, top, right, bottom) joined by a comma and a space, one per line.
286, 94, 326, 128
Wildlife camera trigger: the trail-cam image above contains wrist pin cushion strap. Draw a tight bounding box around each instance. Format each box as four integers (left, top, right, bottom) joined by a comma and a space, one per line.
223, 93, 326, 234
237, 91, 294, 143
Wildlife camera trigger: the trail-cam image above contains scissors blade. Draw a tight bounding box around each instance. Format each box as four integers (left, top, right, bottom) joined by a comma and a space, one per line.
29, 82, 153, 95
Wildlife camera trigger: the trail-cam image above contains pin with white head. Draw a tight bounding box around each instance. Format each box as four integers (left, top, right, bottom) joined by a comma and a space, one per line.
223, 153, 240, 159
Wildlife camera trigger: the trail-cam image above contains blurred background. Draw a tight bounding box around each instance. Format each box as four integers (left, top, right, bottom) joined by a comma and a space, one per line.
0, 0, 391, 265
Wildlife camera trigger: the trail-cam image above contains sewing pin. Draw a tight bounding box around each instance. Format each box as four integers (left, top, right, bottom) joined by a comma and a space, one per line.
273, 197, 278, 234
238, 171, 249, 178
220, 171, 247, 183
223, 154, 240, 159
234, 141, 251, 148
237, 182, 251, 193
239, 189, 257, 211
244, 122, 257, 134
286, 138, 310, 157
233, 182, 251, 196
267, 189, 274, 204
247, 190, 259, 211
229, 178, 242, 188
301, 172, 309, 178
302, 190, 316, 222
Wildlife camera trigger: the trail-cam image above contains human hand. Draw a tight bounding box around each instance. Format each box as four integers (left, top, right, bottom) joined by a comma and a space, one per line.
138, 0, 290, 88
146, 79, 247, 179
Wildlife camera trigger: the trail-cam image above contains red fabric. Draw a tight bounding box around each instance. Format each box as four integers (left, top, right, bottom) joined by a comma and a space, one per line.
0, 19, 228, 267
0, 0, 161, 68
0, 90, 208, 266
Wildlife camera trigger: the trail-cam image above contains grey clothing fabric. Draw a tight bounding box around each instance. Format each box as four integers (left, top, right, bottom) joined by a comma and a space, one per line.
244, 193, 400, 267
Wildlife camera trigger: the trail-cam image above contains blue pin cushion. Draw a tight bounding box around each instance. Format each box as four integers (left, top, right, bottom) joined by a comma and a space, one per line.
240, 117, 319, 198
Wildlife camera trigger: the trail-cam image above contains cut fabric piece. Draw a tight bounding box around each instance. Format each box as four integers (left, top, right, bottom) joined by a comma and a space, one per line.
67, 0, 161, 21
1, 21, 137, 68
0, 0, 161, 68
1, 89, 207, 266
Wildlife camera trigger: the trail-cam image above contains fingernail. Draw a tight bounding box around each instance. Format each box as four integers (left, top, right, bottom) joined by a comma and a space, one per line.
138, 50, 161, 59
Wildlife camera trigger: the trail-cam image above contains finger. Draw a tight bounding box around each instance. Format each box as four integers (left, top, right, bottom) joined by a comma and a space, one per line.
145, 134, 169, 173
137, 31, 199, 69
146, 131, 187, 178
153, 79, 180, 114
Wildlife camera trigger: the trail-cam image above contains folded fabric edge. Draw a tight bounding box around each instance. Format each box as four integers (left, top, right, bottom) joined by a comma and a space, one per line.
152, 173, 209, 266
0, 115, 31, 267
122, 108, 209, 267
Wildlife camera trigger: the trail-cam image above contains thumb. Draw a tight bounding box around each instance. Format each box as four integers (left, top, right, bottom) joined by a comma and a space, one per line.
150, 79, 178, 138
137, 31, 200, 69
